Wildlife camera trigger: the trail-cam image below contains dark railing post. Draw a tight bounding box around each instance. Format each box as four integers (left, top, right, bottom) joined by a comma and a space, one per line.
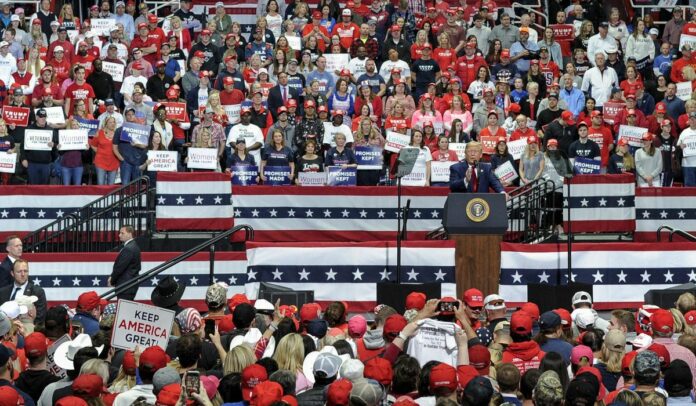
209, 243, 216, 284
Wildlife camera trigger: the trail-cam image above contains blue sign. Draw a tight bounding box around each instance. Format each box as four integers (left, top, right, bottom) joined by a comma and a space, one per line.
120, 122, 150, 145
354, 145, 384, 170
75, 117, 100, 137
231, 165, 259, 185
327, 166, 357, 186
263, 166, 292, 185
573, 157, 601, 175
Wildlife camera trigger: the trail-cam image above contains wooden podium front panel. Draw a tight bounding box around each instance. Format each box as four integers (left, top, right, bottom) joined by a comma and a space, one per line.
453, 234, 502, 299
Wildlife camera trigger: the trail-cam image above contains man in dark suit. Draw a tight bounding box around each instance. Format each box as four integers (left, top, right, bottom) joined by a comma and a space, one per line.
267, 71, 301, 121
0, 236, 23, 289
108, 225, 141, 301
450, 141, 505, 193
0, 259, 47, 323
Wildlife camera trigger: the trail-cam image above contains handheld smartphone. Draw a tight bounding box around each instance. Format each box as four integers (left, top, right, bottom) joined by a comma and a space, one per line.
184, 370, 200, 399
204, 319, 216, 340
437, 301, 459, 313
71, 321, 84, 339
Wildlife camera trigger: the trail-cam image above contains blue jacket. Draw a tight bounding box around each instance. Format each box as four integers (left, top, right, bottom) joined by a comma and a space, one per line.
560, 86, 585, 118
72, 311, 101, 337
449, 161, 504, 193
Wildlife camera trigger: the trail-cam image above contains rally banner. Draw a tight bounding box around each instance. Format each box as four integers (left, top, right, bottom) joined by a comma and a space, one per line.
573, 157, 601, 174
24, 129, 53, 151
563, 174, 635, 233
186, 147, 218, 170
223, 104, 241, 124
682, 135, 696, 157
494, 161, 518, 183
263, 166, 292, 185
231, 165, 259, 185
680, 33, 696, 52
156, 172, 234, 230
163, 102, 187, 121
500, 242, 696, 309
677, 81, 692, 101
58, 129, 89, 151
147, 151, 178, 172
401, 165, 428, 186
232, 186, 449, 241
618, 125, 646, 148
2, 106, 30, 126
385, 131, 410, 153
0, 152, 16, 174
354, 145, 383, 170
507, 139, 527, 160
101, 61, 125, 82
448, 143, 467, 161
297, 171, 327, 186
635, 187, 696, 241
327, 166, 357, 186
112, 300, 175, 351
480, 136, 497, 155
602, 102, 625, 124
75, 117, 100, 137
550, 24, 574, 41
120, 122, 150, 145
47, 335, 70, 379
430, 161, 454, 183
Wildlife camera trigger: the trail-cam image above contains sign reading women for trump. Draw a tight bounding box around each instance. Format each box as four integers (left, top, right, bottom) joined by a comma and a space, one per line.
448, 143, 467, 161
298, 171, 327, 186
231, 165, 259, 185
147, 151, 178, 172
112, 300, 175, 351
120, 122, 150, 145
507, 139, 528, 160
494, 161, 518, 183
187, 148, 218, 170
431, 161, 454, 183
0, 152, 16, 173
327, 167, 357, 186
263, 166, 292, 185
354, 146, 383, 169
58, 130, 89, 151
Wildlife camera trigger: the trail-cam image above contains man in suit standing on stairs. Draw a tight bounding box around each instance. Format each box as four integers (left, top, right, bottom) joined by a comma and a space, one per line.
0, 236, 23, 289
108, 225, 141, 301
0, 259, 47, 323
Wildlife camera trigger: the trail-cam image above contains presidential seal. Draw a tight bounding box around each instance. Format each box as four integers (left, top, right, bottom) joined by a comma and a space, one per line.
465, 198, 490, 222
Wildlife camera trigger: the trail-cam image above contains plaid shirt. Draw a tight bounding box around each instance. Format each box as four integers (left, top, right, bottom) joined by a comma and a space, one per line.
350, 36, 380, 60
191, 121, 226, 150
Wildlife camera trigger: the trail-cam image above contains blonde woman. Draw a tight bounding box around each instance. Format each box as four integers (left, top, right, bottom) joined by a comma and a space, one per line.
411, 29, 430, 61
291, 2, 310, 29
58, 3, 81, 32
166, 16, 192, 58
223, 345, 256, 375
188, 127, 220, 172
108, 351, 137, 393
595, 330, 626, 391
273, 333, 310, 393
519, 137, 544, 185
206, 90, 229, 127
22, 22, 48, 51
384, 79, 416, 118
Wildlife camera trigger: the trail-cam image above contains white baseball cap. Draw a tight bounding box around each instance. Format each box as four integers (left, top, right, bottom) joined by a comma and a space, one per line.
54, 45, 64, 52
572, 291, 592, 305
483, 294, 505, 310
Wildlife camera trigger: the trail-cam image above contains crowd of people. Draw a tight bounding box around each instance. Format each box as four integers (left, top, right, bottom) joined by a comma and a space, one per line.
0, 0, 694, 187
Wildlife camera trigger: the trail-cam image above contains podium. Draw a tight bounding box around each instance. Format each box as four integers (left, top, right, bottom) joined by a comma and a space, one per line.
443, 193, 508, 299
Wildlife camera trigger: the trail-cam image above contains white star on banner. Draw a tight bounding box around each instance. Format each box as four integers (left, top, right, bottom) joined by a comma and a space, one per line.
679, 210, 686, 218
664, 270, 674, 282
195, 196, 204, 204
580, 198, 589, 207
538, 272, 550, 283
434, 269, 447, 281
377, 210, 385, 218
352, 268, 364, 280
305, 209, 314, 217
359, 210, 367, 218
288, 209, 296, 217
158, 196, 166, 204
234, 209, 242, 217
407, 268, 419, 281
617, 271, 627, 283
298, 269, 310, 280
251, 209, 259, 217
642, 210, 650, 218
176, 196, 185, 205
380, 269, 391, 280
341, 209, 349, 217
413, 210, 421, 218
19, 210, 27, 218
569, 272, 577, 282
214, 196, 222, 204
190, 276, 199, 285
92, 277, 100, 286
33, 278, 41, 286
247, 269, 257, 280
511, 271, 523, 283
617, 198, 625, 206
431, 210, 439, 218
326, 268, 337, 280
151, 277, 159, 286
323, 209, 332, 217
52, 278, 61, 286
660, 210, 668, 219
56, 209, 65, 218
563, 199, 568, 208
269, 209, 278, 217
689, 270, 696, 282
0, 210, 8, 218
228, 275, 238, 284
598, 198, 607, 206
272, 268, 283, 280
37, 209, 46, 218
592, 270, 604, 283
641, 270, 651, 282
72, 277, 81, 286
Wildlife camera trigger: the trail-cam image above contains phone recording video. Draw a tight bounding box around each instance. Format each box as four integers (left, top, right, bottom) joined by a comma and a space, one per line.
184, 370, 200, 398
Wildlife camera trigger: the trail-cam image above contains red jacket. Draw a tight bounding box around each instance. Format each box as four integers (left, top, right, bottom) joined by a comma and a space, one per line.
455, 55, 488, 90
501, 341, 546, 375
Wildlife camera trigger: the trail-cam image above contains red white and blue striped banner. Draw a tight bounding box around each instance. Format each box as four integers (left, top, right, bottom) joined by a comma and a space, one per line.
563, 174, 636, 233
156, 172, 234, 231
500, 242, 696, 309
232, 186, 449, 241
635, 187, 696, 241
0, 186, 118, 240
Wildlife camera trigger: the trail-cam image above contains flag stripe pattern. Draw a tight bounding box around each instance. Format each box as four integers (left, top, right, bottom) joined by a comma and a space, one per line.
563, 174, 636, 233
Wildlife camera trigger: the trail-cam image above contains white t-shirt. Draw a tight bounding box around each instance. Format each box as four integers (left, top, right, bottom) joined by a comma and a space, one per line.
678, 127, 696, 168
406, 319, 461, 367
347, 57, 367, 79
378, 59, 411, 83
323, 123, 354, 147
227, 124, 265, 163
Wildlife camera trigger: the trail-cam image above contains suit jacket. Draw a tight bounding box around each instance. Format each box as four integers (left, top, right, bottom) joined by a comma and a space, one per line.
110, 240, 142, 297
0, 257, 13, 289
449, 161, 505, 193
0, 282, 47, 323
267, 84, 301, 121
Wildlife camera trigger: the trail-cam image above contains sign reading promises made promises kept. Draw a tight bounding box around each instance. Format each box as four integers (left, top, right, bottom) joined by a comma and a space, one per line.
111, 300, 175, 351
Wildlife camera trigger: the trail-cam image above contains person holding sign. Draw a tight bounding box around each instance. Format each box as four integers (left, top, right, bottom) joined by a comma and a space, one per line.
57, 119, 88, 185
21, 109, 56, 185
325, 133, 357, 169
112, 108, 148, 184
635, 133, 663, 187
0, 119, 15, 185
678, 112, 696, 186
449, 141, 504, 193
490, 137, 517, 186
568, 122, 600, 164
295, 139, 324, 182
608, 138, 636, 175
260, 129, 295, 183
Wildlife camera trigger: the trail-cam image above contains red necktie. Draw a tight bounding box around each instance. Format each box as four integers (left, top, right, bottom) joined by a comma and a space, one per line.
471, 164, 478, 193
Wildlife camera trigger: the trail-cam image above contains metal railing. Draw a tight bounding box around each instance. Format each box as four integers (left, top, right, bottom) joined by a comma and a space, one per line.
505, 178, 557, 243
511, 2, 548, 32
23, 177, 152, 253
656, 225, 696, 242
101, 224, 254, 300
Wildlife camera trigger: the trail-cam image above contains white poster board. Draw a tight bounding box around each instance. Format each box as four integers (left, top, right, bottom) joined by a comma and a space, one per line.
91, 18, 117, 36
223, 104, 241, 124
147, 151, 178, 171
507, 138, 528, 160
102, 61, 125, 82
58, 129, 89, 151
298, 171, 327, 186
385, 131, 411, 153
46, 334, 70, 378
0, 152, 16, 173
112, 299, 175, 351
448, 143, 467, 161
401, 166, 427, 186
430, 161, 454, 183
617, 125, 646, 148
24, 129, 53, 151
187, 147, 218, 170
494, 161, 519, 183
38, 107, 65, 125
682, 136, 696, 157
676, 81, 692, 101
324, 53, 351, 76
679, 33, 696, 52
287, 36, 302, 51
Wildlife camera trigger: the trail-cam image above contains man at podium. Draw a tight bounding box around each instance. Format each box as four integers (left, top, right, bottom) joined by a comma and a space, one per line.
449, 141, 505, 193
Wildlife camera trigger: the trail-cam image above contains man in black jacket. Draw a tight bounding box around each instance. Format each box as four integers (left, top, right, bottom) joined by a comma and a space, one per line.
0, 259, 47, 323
20, 109, 56, 184
86, 59, 115, 104
108, 225, 141, 301
0, 236, 21, 289
147, 61, 175, 102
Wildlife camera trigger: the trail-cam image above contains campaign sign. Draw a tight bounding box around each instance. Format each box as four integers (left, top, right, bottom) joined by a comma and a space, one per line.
680, 34, 696, 53
287, 35, 302, 51
102, 61, 125, 82
676, 81, 692, 101
91, 18, 117, 36
494, 161, 518, 183
2, 106, 30, 126
354, 145, 384, 169
573, 157, 601, 174
112, 299, 175, 351
187, 147, 218, 170
75, 117, 100, 137
223, 104, 241, 124
147, 151, 178, 172
120, 122, 150, 145
507, 138, 528, 160
550, 24, 575, 41
0, 152, 16, 174
602, 102, 625, 125
401, 166, 428, 186
24, 129, 53, 151
324, 53, 351, 76
58, 129, 89, 151
263, 166, 292, 185
480, 136, 498, 155
163, 102, 187, 121
617, 125, 646, 148
231, 165, 259, 185
385, 131, 411, 153
449, 143, 467, 161
327, 166, 357, 186
682, 136, 696, 157
38, 106, 65, 125
46, 334, 70, 379
298, 171, 327, 186
431, 161, 454, 183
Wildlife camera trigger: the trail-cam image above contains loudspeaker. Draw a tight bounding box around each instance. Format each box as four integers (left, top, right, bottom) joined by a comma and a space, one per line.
258, 282, 315, 309
644, 283, 696, 309
376, 283, 441, 314
527, 283, 593, 313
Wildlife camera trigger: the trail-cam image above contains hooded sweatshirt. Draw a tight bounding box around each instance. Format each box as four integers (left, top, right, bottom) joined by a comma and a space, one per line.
501, 341, 545, 375
356, 328, 385, 362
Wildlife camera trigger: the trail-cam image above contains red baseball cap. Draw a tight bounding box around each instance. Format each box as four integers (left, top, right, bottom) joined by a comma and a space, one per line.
339, 68, 351, 76
468, 345, 491, 376
155, 60, 165, 67
390, 67, 402, 75
56, 396, 88, 406
391, 24, 401, 32
625, 92, 636, 100
393, 397, 418, 406
429, 363, 458, 392
132, 61, 143, 70
148, 14, 158, 23
225, 54, 238, 63
228, 294, 250, 312
24, 332, 48, 357
199, 70, 209, 78
139, 346, 170, 372
77, 291, 107, 311
405, 291, 426, 310
250, 380, 283, 406
508, 103, 521, 113
617, 138, 629, 147
0, 387, 20, 405
685, 310, 696, 325
194, 50, 205, 59
137, 22, 147, 30
201, 29, 211, 36
463, 288, 484, 307
383, 314, 407, 336
510, 311, 533, 335
326, 379, 352, 406
317, 105, 328, 113
304, 99, 316, 109
277, 106, 288, 114
626, 108, 637, 116
590, 110, 603, 118
527, 135, 538, 144
647, 343, 671, 368
561, 110, 575, 125
156, 383, 181, 406
554, 308, 572, 328
656, 102, 667, 113
223, 76, 234, 86
242, 364, 268, 401
500, 49, 510, 58
218, 315, 234, 333
72, 374, 105, 398
622, 351, 638, 376
364, 357, 393, 386
312, 10, 322, 19
122, 350, 137, 375
520, 302, 540, 322
166, 88, 178, 99
286, 99, 298, 108
650, 309, 674, 334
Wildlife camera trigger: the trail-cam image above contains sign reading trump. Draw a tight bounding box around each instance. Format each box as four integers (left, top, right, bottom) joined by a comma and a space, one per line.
112, 300, 175, 351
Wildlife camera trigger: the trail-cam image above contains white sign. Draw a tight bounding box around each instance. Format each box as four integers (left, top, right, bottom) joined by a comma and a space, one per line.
298, 171, 327, 186
449, 143, 467, 161
431, 161, 454, 183
0, 152, 16, 173
67, 30, 79, 44
507, 138, 528, 160
676, 81, 692, 101
494, 161, 519, 183
37, 107, 65, 125
46, 334, 70, 378
187, 147, 218, 170
112, 299, 175, 351
682, 136, 696, 157
24, 129, 53, 151
91, 18, 117, 36
102, 61, 125, 82
177, 59, 186, 74
287, 36, 302, 51
58, 129, 89, 151
147, 150, 178, 171
322, 122, 354, 147
223, 104, 241, 124
617, 125, 647, 148
401, 166, 427, 186
325, 53, 351, 77
679, 33, 696, 52
385, 131, 411, 153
